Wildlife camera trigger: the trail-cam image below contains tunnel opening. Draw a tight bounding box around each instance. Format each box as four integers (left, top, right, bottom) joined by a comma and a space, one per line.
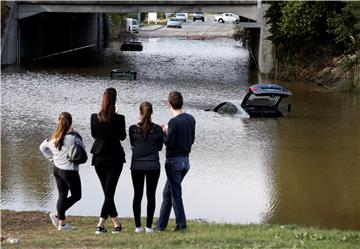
18, 12, 103, 63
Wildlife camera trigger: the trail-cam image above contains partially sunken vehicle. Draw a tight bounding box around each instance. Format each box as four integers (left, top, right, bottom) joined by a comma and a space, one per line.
210, 84, 292, 117
120, 41, 143, 51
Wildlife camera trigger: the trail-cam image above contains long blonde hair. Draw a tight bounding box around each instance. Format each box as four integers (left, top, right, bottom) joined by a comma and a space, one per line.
52, 112, 72, 150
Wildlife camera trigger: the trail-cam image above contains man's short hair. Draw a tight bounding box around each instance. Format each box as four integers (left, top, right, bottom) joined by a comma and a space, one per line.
168, 91, 183, 110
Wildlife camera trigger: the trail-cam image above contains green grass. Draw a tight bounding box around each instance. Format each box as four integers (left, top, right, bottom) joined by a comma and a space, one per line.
1, 210, 359, 249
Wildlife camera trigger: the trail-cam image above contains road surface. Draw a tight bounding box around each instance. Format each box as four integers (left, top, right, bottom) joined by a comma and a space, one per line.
138, 18, 235, 39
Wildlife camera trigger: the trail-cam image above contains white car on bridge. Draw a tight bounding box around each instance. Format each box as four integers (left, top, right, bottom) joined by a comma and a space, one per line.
175, 13, 187, 22
214, 13, 240, 23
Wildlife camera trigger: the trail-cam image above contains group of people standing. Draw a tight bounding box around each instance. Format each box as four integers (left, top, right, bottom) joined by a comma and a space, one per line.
39, 88, 196, 234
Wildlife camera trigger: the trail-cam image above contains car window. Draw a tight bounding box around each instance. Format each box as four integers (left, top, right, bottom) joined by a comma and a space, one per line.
225, 14, 229, 16
132, 20, 138, 25
246, 95, 280, 106
170, 18, 179, 21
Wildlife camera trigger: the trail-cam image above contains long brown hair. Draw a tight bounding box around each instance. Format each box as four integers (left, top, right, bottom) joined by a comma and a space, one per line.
52, 112, 72, 150
139, 102, 153, 140
99, 87, 117, 123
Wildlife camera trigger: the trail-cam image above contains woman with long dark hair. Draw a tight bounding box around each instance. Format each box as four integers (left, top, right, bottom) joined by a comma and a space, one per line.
129, 102, 163, 233
40, 112, 84, 231
91, 87, 126, 234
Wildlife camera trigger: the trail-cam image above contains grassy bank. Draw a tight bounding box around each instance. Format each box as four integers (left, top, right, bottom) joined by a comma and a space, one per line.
1, 210, 359, 249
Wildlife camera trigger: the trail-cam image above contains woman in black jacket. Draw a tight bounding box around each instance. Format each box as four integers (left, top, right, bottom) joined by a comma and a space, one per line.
129, 102, 163, 233
91, 87, 126, 234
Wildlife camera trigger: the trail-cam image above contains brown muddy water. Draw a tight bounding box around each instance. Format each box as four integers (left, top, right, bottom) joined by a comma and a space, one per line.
1, 38, 359, 230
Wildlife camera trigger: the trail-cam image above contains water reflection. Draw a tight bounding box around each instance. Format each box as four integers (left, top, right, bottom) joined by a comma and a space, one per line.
265, 91, 360, 229
1, 127, 54, 209
1, 38, 359, 229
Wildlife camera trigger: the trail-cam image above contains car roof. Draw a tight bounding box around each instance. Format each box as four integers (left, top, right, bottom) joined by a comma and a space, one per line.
249, 83, 292, 96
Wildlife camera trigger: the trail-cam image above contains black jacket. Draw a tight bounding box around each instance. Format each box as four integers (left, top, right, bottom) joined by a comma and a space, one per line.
90, 113, 126, 166
165, 113, 196, 158
129, 123, 163, 171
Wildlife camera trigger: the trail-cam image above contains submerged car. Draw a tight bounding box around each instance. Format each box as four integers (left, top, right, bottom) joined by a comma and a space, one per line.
120, 41, 143, 51
167, 18, 182, 28
210, 84, 292, 117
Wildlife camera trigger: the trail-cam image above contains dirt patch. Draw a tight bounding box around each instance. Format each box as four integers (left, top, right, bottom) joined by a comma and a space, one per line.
1, 210, 52, 238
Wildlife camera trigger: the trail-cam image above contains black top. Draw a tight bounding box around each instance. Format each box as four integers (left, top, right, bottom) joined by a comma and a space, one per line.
165, 113, 196, 158
90, 113, 126, 166
129, 123, 163, 171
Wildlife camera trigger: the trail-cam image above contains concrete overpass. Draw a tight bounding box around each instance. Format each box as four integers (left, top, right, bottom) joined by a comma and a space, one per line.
2, 0, 273, 75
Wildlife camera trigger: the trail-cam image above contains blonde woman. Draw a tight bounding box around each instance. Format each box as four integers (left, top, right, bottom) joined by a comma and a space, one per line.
40, 112, 84, 231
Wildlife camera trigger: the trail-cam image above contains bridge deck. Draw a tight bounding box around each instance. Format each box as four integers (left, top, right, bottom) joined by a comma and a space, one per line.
17, 0, 260, 20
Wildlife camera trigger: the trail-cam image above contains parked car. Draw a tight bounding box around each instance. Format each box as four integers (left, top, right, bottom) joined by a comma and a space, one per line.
208, 84, 292, 117
167, 18, 182, 28
131, 19, 139, 33
214, 13, 240, 23
175, 13, 187, 22
193, 12, 205, 22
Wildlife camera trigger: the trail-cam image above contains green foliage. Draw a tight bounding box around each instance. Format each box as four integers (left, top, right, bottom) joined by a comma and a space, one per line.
265, 1, 284, 45
328, 2, 360, 54
233, 26, 250, 45
157, 12, 166, 19
266, 1, 344, 49
265, 1, 360, 89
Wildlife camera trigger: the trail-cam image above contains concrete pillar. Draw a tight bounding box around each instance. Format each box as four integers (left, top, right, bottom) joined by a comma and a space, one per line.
258, 3, 273, 78
1, 3, 19, 65
97, 13, 104, 49
137, 12, 141, 23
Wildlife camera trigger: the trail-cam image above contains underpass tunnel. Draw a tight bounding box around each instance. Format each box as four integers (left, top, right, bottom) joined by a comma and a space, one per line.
18, 12, 103, 62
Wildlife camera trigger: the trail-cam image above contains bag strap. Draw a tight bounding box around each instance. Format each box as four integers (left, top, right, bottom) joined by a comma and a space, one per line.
68, 131, 82, 141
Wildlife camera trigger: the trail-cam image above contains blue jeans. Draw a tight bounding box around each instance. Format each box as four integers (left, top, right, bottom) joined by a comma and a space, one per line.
157, 156, 190, 230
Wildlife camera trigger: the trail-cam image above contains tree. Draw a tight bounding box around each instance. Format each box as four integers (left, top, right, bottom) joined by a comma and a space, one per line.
266, 1, 344, 49
265, 1, 284, 45
328, 2, 360, 54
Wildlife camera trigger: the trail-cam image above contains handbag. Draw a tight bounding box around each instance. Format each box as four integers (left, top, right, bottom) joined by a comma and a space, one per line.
67, 133, 88, 165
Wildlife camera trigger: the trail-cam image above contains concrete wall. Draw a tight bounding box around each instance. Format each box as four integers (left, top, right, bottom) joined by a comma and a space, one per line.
257, 3, 273, 78
1, 3, 19, 65
17, 1, 259, 20
241, 3, 273, 77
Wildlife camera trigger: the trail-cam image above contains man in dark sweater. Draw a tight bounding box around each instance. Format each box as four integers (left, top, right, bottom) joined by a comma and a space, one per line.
157, 91, 196, 231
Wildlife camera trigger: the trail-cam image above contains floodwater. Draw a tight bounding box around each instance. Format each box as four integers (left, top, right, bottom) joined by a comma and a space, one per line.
1, 38, 359, 230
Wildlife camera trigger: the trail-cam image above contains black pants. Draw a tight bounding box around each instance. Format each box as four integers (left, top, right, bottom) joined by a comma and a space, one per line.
95, 165, 123, 219
53, 167, 82, 220
131, 169, 160, 228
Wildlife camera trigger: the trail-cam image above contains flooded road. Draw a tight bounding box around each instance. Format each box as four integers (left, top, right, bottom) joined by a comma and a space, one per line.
1, 38, 359, 230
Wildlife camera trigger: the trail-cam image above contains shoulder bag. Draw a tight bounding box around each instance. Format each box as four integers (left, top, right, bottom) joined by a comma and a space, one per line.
67, 133, 88, 165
